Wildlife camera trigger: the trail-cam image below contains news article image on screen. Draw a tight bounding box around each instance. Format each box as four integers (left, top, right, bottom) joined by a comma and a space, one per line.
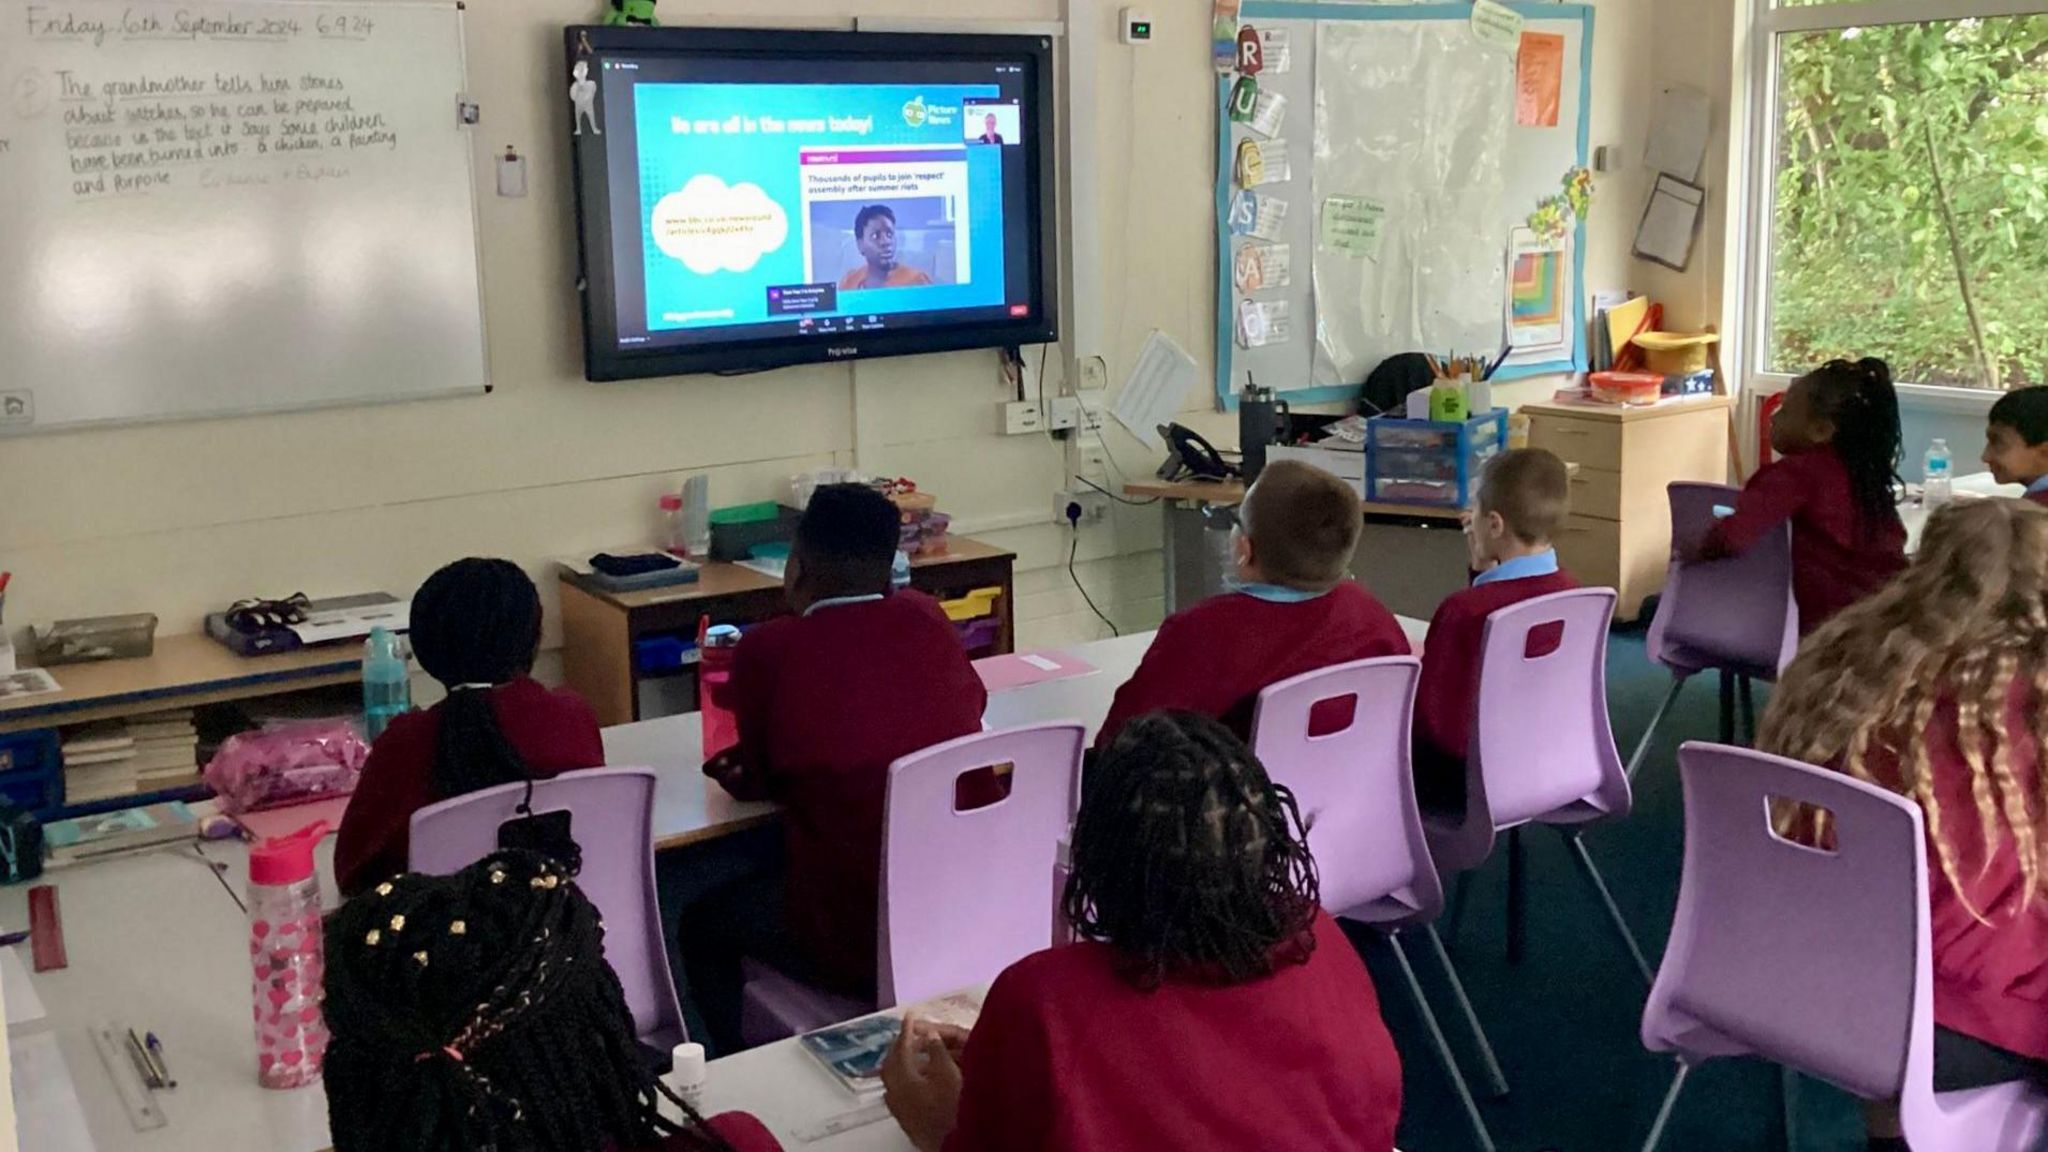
566, 27, 1058, 381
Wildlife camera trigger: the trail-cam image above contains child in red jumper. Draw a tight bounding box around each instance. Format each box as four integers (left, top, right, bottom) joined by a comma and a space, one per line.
1095, 460, 1409, 748
881, 712, 1403, 1152
685, 484, 987, 1054
1689, 358, 1907, 633
1414, 449, 1579, 812
1762, 500, 2048, 1151
1982, 386, 2048, 508
335, 558, 603, 898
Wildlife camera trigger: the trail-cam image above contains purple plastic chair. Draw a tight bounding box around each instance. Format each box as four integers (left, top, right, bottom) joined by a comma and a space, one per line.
409, 767, 685, 1052
1253, 656, 1503, 1152
1628, 482, 1800, 779
1425, 587, 1653, 983
1640, 743, 2048, 1151
737, 723, 1086, 1047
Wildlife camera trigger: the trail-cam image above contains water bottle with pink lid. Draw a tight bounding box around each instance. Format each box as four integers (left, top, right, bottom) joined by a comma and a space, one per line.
247, 820, 329, 1088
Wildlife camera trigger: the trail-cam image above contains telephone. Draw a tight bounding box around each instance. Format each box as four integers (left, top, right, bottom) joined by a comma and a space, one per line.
1156, 423, 1237, 483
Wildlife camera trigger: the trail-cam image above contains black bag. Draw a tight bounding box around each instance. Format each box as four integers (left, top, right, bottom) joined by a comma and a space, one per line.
0, 802, 44, 885
1360, 353, 1437, 417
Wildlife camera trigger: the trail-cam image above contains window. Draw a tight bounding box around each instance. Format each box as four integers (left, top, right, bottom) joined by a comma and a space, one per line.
1746, 0, 2048, 394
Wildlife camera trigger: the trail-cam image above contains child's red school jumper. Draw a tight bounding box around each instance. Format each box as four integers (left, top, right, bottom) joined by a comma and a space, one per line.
336, 677, 603, 897
725, 590, 987, 993
1095, 581, 1410, 749
1701, 444, 1906, 632
943, 911, 1402, 1152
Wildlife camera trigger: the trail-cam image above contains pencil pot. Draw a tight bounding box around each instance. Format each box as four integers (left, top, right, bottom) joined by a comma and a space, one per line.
247, 822, 329, 1089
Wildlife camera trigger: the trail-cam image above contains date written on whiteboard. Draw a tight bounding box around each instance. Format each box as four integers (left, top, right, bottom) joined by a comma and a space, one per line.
24, 7, 375, 46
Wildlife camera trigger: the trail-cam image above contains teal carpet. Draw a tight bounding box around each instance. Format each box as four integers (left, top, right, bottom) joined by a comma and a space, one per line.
1353, 627, 1868, 1152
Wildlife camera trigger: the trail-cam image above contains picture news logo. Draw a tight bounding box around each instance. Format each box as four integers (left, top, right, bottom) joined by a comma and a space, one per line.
901, 94, 928, 127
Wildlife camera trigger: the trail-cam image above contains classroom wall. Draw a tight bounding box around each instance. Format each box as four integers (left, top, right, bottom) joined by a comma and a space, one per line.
0, 0, 1662, 663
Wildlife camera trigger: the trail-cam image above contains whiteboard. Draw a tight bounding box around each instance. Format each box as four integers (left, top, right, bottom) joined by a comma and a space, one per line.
0, 0, 487, 432
1214, 1, 1591, 407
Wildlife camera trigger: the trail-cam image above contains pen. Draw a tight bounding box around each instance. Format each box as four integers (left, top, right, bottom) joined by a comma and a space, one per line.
126, 1028, 164, 1090
0, 929, 28, 947
146, 1031, 177, 1089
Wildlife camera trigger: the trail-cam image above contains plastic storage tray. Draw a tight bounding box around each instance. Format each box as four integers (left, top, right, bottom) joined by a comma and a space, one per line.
1366, 409, 1509, 508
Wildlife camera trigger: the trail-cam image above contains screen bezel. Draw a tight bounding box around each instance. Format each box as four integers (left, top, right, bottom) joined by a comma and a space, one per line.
565, 26, 1060, 381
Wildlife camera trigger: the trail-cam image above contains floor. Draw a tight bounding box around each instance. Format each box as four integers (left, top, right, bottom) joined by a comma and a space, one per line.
1358, 627, 1867, 1152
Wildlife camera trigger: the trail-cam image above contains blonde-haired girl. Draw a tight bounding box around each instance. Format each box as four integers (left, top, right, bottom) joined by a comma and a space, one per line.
1761, 497, 2048, 1149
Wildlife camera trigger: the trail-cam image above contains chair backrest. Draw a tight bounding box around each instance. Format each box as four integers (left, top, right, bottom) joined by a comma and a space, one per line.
1646, 482, 1800, 679
1250, 657, 1441, 927
1646, 743, 1926, 1101
877, 723, 1085, 1007
1470, 588, 1629, 827
409, 768, 684, 1047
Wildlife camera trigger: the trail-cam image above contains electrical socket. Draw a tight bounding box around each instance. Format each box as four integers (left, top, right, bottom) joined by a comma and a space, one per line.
1045, 395, 1081, 431
1054, 489, 1110, 526
1002, 399, 1043, 435
1077, 391, 1105, 434
1077, 443, 1109, 485
1078, 355, 1110, 391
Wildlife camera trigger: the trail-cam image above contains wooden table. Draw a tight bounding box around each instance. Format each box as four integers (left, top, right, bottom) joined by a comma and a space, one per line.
1121, 477, 1466, 522
559, 538, 1018, 728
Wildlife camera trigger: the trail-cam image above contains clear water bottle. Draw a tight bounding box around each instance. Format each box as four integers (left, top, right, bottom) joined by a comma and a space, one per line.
1924, 438, 1954, 507
362, 626, 410, 741
248, 821, 329, 1089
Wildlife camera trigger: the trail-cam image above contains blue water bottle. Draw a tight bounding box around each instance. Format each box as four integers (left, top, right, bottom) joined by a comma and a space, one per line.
362, 627, 411, 741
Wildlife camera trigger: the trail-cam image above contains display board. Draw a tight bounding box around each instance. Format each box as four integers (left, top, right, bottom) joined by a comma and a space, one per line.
0, 0, 487, 432
1214, 1, 1593, 406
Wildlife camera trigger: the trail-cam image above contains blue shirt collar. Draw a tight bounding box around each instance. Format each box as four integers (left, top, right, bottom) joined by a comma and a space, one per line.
803, 593, 886, 617
1472, 549, 1560, 587
2027, 475, 2048, 495
1227, 579, 1332, 604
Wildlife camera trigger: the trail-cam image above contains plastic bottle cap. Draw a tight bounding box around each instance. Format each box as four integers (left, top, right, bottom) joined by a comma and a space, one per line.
660, 494, 683, 511
669, 1042, 707, 1087
250, 820, 330, 886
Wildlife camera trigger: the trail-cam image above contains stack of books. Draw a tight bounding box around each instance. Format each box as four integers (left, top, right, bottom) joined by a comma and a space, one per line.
60, 710, 200, 803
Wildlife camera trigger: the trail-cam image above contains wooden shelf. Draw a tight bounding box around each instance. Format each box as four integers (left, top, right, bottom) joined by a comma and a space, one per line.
0, 634, 362, 736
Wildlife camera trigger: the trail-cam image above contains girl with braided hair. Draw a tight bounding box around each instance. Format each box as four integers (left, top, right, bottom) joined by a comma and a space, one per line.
337, 559, 604, 897
324, 849, 781, 1152
880, 711, 1402, 1152
1761, 499, 2048, 1149
1689, 357, 1908, 632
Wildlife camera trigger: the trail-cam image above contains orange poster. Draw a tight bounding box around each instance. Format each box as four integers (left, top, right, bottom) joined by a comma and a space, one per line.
1516, 32, 1565, 128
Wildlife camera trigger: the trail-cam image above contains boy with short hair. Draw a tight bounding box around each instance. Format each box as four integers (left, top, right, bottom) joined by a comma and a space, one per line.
685, 484, 987, 1053
1095, 460, 1410, 748
1982, 386, 2048, 506
1414, 448, 1579, 811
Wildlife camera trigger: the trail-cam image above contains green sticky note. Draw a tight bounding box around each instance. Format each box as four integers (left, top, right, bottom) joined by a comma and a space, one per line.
1470, 0, 1523, 49
1322, 196, 1386, 259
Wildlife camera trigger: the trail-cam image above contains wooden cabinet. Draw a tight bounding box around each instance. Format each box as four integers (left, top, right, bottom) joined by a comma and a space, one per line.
1523, 397, 1732, 621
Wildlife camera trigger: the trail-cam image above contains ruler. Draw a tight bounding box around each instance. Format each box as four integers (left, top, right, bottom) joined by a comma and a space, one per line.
89, 1021, 167, 1131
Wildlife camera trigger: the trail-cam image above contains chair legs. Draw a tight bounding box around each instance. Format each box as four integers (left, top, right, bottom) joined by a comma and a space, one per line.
1387, 934, 1498, 1152
1563, 831, 1654, 985
1718, 670, 1737, 745
1506, 828, 1527, 965
1739, 675, 1757, 747
1640, 1061, 1693, 1152
1423, 924, 1509, 1098
1627, 677, 1687, 782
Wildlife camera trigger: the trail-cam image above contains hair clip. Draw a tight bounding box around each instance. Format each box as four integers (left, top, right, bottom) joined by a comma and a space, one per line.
490, 869, 507, 885
414, 951, 430, 966
449, 920, 467, 936
389, 914, 407, 932
365, 929, 382, 946
375, 882, 394, 897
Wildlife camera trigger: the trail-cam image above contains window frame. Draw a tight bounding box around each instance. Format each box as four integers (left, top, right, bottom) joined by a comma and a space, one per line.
1736, 0, 2048, 411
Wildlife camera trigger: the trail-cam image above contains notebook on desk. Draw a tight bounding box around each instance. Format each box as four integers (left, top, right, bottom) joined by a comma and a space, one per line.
974, 650, 1097, 693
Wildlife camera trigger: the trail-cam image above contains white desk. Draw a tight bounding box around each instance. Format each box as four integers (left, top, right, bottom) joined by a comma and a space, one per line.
5, 850, 331, 1152
15, 622, 1432, 1152
1901, 472, 2023, 553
